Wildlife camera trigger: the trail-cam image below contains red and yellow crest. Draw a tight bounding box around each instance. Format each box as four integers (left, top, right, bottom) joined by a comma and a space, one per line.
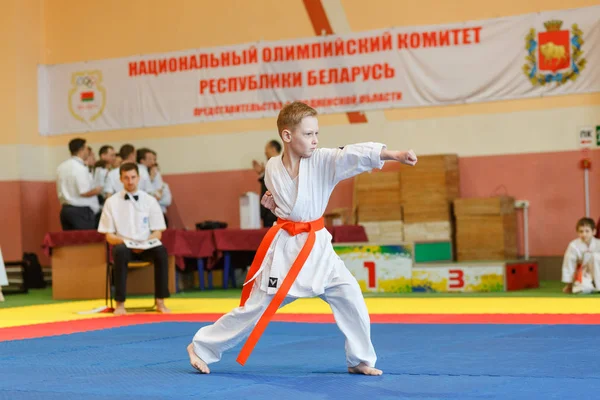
523, 20, 585, 86
537, 21, 570, 72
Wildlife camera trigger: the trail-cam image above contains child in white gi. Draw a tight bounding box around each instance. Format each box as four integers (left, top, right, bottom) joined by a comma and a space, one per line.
562, 217, 600, 294
187, 101, 417, 375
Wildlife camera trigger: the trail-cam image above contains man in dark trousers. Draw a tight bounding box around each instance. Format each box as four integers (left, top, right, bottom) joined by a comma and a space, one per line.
56, 138, 102, 230
252, 140, 281, 228
98, 162, 170, 315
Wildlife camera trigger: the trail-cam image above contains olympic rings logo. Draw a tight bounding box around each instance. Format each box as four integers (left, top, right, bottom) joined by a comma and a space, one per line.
76, 76, 96, 88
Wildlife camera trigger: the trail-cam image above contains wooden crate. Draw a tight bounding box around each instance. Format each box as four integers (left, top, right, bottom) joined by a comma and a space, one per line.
402, 201, 451, 224
454, 196, 515, 216
400, 154, 459, 204
404, 221, 452, 241
354, 171, 402, 222
354, 171, 401, 206
361, 221, 404, 243
455, 197, 517, 261
357, 204, 403, 222
355, 190, 402, 206
355, 170, 401, 191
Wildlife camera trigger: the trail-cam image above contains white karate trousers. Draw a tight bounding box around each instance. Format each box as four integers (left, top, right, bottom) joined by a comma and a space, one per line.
562, 253, 600, 293
191, 266, 377, 368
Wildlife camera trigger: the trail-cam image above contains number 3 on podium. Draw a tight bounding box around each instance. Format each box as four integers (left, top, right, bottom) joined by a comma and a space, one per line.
448, 269, 465, 289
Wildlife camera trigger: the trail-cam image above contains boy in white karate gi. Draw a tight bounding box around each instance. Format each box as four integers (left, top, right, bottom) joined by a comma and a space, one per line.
562, 217, 600, 294
187, 101, 417, 375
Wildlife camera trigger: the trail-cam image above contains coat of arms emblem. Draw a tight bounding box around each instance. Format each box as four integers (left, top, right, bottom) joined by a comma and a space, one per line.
523, 20, 585, 86
68, 70, 106, 123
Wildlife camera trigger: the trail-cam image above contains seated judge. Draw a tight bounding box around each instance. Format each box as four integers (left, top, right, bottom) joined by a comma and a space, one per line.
98, 162, 171, 315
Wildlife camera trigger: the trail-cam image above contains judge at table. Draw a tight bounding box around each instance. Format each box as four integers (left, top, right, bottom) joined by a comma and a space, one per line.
98, 162, 170, 315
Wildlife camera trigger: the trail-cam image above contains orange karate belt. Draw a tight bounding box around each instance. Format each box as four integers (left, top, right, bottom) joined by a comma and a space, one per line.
236, 216, 325, 366
575, 263, 584, 283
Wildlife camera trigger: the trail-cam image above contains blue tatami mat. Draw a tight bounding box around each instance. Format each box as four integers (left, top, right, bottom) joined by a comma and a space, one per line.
1, 322, 600, 399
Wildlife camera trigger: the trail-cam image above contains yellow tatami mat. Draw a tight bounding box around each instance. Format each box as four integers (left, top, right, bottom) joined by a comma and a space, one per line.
1, 297, 599, 329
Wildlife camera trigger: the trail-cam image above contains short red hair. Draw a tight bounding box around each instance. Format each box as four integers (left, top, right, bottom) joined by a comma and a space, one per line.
276, 101, 317, 137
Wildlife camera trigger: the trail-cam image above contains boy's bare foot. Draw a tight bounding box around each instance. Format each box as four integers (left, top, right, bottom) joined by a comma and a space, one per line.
187, 343, 210, 374
563, 284, 573, 294
348, 362, 383, 376
155, 299, 171, 313
114, 302, 127, 315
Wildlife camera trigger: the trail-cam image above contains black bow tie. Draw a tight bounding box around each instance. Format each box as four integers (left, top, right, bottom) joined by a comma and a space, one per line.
124, 194, 139, 201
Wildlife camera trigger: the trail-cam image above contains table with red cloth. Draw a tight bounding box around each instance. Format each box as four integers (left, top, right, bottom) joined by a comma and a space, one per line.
176, 230, 217, 290
42, 229, 214, 299
211, 225, 368, 289
42, 230, 108, 299
42, 225, 367, 296
42, 230, 106, 256
42, 229, 213, 267
212, 228, 270, 289
330, 225, 368, 243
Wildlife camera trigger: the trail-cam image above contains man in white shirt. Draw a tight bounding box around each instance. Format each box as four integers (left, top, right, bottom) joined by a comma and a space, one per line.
93, 145, 116, 188
137, 148, 160, 194
252, 140, 281, 227
104, 144, 136, 197
148, 149, 165, 190
56, 138, 102, 230
93, 145, 117, 226
149, 164, 172, 226
113, 153, 123, 169
98, 162, 171, 315
86, 146, 96, 171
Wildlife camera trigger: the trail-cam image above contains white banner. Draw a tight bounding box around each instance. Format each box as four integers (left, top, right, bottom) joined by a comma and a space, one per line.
38, 6, 600, 135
